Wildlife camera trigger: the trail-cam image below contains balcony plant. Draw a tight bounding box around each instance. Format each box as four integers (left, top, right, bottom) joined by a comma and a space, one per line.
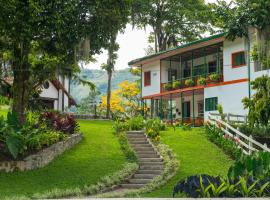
173, 81, 181, 89
209, 73, 220, 82
197, 77, 206, 86
164, 83, 172, 90
185, 79, 194, 87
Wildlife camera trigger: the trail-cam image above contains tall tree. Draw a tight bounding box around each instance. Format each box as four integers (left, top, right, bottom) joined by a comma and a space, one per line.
101, 34, 119, 119
0, 0, 132, 123
132, 0, 213, 52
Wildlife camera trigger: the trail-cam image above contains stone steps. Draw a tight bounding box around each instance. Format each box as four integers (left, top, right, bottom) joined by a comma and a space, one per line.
121, 130, 164, 190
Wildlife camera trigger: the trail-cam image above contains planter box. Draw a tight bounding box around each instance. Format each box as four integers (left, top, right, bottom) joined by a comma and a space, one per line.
0, 133, 83, 173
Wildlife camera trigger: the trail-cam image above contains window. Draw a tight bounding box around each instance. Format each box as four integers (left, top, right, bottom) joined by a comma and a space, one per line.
205, 97, 218, 111
194, 64, 204, 76
232, 51, 246, 68
208, 61, 217, 73
144, 71, 151, 86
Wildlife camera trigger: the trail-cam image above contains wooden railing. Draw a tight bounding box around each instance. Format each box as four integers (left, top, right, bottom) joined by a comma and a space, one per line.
209, 112, 248, 124
207, 113, 270, 155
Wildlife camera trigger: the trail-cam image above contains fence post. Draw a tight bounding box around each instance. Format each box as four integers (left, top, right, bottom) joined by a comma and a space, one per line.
248, 135, 253, 155
244, 115, 247, 124
264, 143, 268, 152
226, 113, 230, 123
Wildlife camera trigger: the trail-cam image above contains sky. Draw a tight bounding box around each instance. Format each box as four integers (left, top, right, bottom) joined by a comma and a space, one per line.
87, 0, 229, 70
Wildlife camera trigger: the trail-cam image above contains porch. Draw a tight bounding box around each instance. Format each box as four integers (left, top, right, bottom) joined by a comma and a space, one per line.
160, 42, 223, 92
143, 88, 204, 126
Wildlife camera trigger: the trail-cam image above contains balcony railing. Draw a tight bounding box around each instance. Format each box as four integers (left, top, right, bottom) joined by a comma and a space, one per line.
161, 72, 223, 93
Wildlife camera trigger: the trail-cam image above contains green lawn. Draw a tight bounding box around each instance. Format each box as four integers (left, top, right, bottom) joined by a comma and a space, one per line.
0, 105, 8, 118
144, 127, 233, 197
0, 120, 126, 198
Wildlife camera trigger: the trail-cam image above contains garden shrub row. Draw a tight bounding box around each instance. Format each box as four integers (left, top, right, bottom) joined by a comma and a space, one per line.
0, 111, 79, 160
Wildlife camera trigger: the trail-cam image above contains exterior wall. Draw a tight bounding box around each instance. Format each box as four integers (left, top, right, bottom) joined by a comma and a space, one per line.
223, 38, 248, 82
174, 94, 204, 119
204, 81, 249, 119
142, 61, 160, 97
40, 81, 58, 99
64, 93, 69, 109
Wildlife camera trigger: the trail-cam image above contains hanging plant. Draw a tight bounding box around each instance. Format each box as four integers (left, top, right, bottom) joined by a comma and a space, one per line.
173, 81, 181, 89
197, 77, 206, 85
209, 73, 220, 82
185, 79, 194, 86
164, 83, 172, 90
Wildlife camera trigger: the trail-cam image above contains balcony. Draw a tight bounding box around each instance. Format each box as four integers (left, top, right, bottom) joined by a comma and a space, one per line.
161, 72, 223, 93
160, 42, 223, 93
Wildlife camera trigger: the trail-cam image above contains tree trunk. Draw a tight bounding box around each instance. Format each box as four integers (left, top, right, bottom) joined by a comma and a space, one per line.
106, 70, 112, 119
11, 43, 30, 124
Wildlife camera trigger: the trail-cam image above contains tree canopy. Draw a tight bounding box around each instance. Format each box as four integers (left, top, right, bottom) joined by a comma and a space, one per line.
0, 0, 132, 123
131, 0, 213, 52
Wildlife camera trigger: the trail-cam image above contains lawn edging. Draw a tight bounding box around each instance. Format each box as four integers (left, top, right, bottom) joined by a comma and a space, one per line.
31, 162, 138, 199
0, 133, 83, 173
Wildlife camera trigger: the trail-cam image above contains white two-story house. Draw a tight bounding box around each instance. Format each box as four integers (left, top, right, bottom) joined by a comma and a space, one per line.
128, 29, 269, 126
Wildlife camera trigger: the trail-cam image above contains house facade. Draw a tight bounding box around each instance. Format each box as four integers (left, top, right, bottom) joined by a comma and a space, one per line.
39, 74, 76, 111
128, 31, 270, 126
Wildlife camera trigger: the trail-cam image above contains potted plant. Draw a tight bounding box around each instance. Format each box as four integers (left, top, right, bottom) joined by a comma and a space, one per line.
185, 79, 194, 87
197, 77, 206, 85
173, 81, 181, 89
164, 83, 172, 90
208, 73, 220, 82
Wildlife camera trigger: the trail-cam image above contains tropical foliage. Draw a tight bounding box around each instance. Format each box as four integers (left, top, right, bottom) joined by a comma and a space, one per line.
0, 111, 78, 159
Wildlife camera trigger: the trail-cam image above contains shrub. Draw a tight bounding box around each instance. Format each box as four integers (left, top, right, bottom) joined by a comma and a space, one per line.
185, 79, 194, 86
118, 132, 137, 163
238, 124, 270, 138
41, 111, 79, 134
173, 174, 270, 198
0, 95, 9, 105
205, 125, 243, 159
228, 151, 270, 180
145, 118, 165, 140
112, 119, 129, 133
197, 77, 206, 85
127, 115, 144, 131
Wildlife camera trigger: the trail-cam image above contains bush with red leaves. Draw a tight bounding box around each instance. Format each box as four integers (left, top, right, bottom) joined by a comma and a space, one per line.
40, 111, 79, 134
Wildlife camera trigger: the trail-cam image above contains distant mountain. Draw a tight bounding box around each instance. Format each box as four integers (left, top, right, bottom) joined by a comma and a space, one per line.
70, 68, 139, 103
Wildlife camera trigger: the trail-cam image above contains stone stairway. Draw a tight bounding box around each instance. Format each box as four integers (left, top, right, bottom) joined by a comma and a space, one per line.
121, 131, 164, 189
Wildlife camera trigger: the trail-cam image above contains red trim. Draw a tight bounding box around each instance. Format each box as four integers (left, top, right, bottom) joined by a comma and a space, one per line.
232, 51, 246, 68
142, 78, 248, 99
160, 60, 162, 92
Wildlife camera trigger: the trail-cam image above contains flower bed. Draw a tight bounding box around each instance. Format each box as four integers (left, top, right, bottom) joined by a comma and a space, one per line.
0, 133, 82, 172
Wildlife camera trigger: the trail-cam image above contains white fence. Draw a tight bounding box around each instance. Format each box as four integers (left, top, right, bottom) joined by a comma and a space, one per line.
209, 112, 247, 124
207, 113, 270, 155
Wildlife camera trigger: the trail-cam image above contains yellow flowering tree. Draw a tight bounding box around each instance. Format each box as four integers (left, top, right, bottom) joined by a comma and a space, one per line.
100, 80, 141, 118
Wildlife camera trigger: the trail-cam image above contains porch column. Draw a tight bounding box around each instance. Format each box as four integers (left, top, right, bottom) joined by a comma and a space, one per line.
160, 96, 163, 120
217, 46, 220, 75
192, 89, 195, 126
170, 94, 173, 124
151, 98, 154, 118
204, 47, 207, 79
140, 64, 143, 116
191, 50, 194, 83
180, 92, 183, 124
170, 58, 172, 83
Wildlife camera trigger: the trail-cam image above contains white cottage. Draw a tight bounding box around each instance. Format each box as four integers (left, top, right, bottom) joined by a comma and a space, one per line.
39, 74, 76, 111
128, 30, 269, 126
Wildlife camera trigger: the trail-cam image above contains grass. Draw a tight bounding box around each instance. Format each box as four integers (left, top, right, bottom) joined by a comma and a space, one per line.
0, 105, 9, 118
0, 120, 126, 198
144, 127, 234, 197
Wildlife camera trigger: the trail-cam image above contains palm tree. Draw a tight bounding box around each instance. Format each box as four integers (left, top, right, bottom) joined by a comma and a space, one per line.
101, 33, 119, 119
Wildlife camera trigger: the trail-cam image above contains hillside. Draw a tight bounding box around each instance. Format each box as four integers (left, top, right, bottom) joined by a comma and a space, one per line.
70, 68, 139, 103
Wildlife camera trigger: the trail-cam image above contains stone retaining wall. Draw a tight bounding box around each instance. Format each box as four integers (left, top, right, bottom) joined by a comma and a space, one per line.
0, 133, 83, 173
